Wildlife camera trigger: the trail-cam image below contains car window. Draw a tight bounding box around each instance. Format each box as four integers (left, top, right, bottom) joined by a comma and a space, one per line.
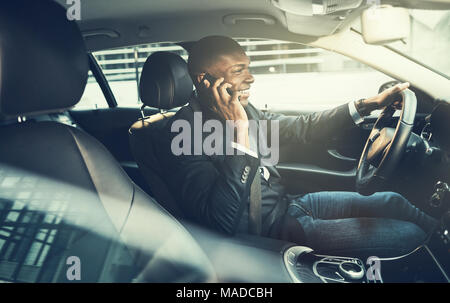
386, 9, 450, 78
92, 43, 188, 108
236, 39, 394, 111
83, 39, 394, 111
74, 71, 109, 110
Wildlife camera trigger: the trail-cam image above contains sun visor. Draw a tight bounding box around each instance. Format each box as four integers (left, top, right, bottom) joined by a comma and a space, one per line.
271, 0, 364, 36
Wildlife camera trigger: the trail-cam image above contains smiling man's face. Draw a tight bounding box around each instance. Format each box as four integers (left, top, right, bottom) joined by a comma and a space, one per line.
206, 52, 254, 106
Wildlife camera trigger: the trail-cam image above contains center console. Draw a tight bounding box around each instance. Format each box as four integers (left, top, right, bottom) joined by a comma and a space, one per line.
187, 215, 449, 283
282, 219, 450, 283
281, 180, 450, 283
283, 246, 371, 283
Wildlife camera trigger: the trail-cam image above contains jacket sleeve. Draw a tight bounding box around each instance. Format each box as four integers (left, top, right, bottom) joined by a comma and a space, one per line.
162, 138, 260, 235
255, 103, 356, 145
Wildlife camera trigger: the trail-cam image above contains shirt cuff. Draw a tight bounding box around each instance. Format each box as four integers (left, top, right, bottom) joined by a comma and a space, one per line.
348, 101, 364, 125
231, 141, 258, 158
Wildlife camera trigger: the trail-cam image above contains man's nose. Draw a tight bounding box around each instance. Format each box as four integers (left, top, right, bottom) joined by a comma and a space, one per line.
245, 72, 254, 84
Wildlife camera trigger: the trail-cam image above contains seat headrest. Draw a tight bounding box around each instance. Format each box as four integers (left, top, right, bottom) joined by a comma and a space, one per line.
139, 52, 193, 110
0, 0, 89, 118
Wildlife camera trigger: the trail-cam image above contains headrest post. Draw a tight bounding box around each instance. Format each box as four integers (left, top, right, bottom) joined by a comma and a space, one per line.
140, 104, 146, 119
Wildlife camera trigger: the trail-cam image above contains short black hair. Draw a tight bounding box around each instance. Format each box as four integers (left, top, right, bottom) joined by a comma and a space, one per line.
187, 35, 245, 83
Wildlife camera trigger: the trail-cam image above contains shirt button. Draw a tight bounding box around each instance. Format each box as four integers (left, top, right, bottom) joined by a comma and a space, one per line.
244, 166, 250, 173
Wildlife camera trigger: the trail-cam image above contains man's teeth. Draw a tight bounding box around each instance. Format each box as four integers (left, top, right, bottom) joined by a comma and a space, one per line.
239, 90, 250, 95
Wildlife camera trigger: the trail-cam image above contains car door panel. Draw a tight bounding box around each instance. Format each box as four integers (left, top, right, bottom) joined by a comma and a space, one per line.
270, 108, 372, 193
273, 108, 429, 194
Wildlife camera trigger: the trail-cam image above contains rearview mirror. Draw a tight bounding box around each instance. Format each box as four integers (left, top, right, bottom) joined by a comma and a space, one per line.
361, 5, 410, 45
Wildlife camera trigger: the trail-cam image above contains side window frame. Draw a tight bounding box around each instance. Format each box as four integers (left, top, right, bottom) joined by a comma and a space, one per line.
87, 53, 117, 108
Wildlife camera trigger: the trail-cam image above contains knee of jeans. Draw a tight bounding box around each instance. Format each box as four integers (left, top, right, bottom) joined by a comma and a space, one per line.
383, 192, 410, 210
398, 222, 427, 251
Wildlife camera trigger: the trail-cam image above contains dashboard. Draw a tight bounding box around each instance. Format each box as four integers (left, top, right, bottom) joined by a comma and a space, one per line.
378, 81, 449, 159
375, 82, 450, 227
429, 101, 450, 153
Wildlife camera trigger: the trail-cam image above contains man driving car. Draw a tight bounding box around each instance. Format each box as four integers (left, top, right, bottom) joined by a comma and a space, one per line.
158, 35, 438, 258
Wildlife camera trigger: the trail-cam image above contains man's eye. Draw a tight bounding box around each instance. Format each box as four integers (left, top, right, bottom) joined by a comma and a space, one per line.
233, 69, 243, 74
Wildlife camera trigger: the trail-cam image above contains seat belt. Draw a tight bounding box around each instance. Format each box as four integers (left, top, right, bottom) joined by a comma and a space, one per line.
249, 166, 262, 235
245, 105, 262, 235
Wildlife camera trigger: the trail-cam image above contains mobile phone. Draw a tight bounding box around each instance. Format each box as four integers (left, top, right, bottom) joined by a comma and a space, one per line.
203, 73, 235, 97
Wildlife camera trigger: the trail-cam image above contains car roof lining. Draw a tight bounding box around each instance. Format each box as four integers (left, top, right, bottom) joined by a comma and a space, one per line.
54, 0, 450, 100
53, 0, 450, 52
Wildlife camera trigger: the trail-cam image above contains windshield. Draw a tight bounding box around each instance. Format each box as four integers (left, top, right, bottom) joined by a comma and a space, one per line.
386, 9, 450, 78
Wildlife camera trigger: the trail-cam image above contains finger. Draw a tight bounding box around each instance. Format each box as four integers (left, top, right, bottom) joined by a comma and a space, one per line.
218, 83, 232, 103
219, 83, 242, 103
210, 78, 224, 106
393, 100, 402, 109
202, 77, 211, 89
230, 90, 242, 103
392, 82, 410, 93
212, 77, 224, 90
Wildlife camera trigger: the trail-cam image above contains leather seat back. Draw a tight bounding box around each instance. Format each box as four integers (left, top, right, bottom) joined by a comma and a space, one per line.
0, 0, 214, 282
129, 52, 193, 219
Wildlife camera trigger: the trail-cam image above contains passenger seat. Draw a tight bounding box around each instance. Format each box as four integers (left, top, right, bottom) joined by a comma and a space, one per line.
0, 0, 214, 282
129, 52, 193, 219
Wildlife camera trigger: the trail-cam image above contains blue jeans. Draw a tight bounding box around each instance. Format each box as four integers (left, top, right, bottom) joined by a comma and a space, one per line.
286, 191, 438, 259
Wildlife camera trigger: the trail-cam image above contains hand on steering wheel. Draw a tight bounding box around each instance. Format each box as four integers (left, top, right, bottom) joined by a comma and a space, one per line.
356, 82, 410, 116
356, 89, 417, 196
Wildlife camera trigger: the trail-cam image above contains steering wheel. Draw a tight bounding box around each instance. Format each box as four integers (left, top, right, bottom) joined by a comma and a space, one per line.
356, 89, 417, 196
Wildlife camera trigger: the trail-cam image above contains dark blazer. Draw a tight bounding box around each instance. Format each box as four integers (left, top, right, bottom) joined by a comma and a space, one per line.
156, 97, 356, 235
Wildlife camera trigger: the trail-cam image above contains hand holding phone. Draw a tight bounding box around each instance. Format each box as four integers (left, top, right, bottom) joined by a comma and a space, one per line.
200, 73, 249, 148
197, 72, 248, 125
203, 73, 235, 97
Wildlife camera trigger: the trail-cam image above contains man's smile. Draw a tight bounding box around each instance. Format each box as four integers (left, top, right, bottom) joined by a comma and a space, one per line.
235, 86, 251, 98
238, 88, 250, 97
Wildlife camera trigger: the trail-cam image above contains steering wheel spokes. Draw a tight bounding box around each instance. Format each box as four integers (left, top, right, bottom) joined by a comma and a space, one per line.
366, 127, 395, 165
356, 89, 417, 196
